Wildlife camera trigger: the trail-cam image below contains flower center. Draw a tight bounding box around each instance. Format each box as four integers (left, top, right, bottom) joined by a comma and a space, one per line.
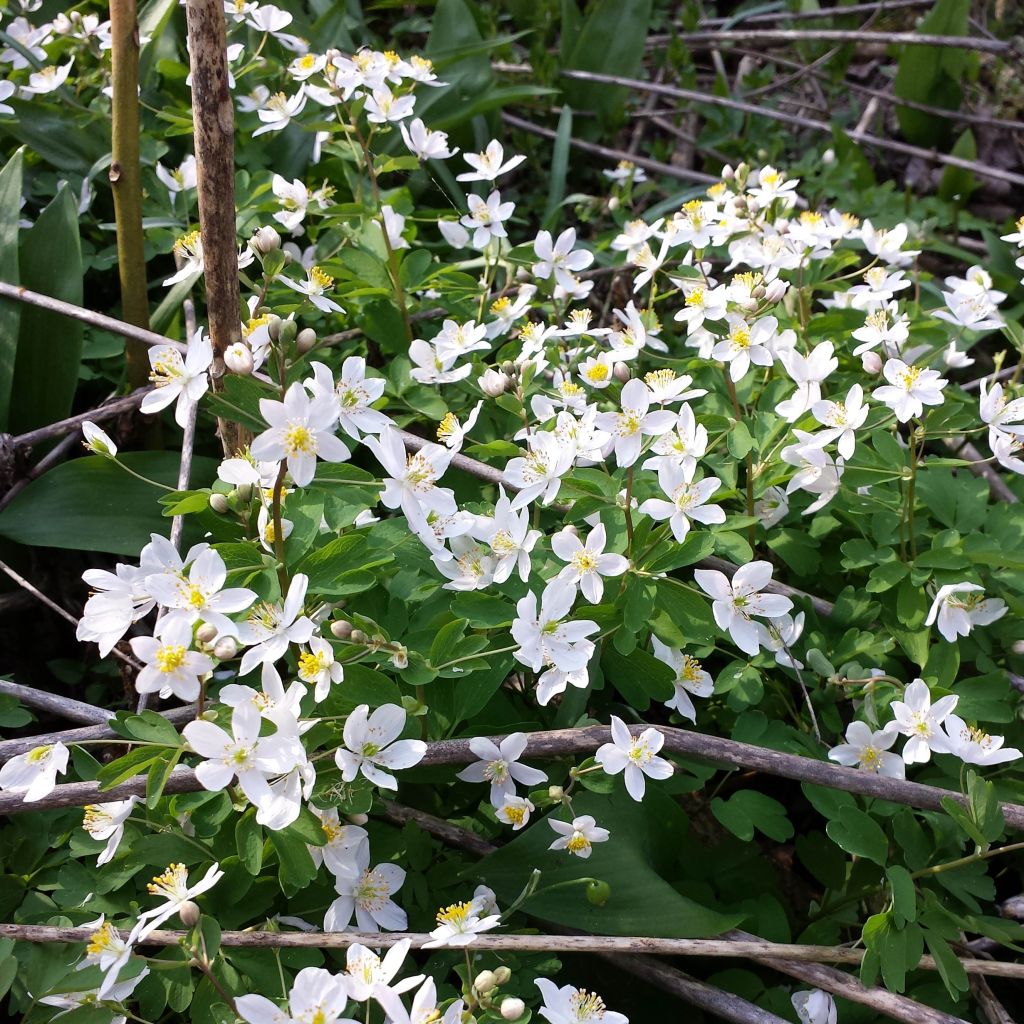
284, 424, 316, 456
156, 644, 187, 673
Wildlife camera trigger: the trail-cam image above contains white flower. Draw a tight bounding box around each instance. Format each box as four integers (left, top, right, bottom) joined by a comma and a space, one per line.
512, 580, 598, 674
472, 486, 541, 583
496, 793, 535, 830
547, 815, 609, 858
694, 560, 794, 657
363, 426, 457, 534
792, 989, 838, 1024
503, 430, 576, 510
456, 733, 547, 807
219, 663, 306, 735
460, 189, 515, 249
486, 286, 536, 339
942, 715, 1023, 767
364, 85, 415, 123
408, 338, 472, 385
651, 638, 713, 722
433, 318, 489, 362
400, 117, 457, 160
309, 807, 369, 879
294, 634, 344, 702
374, 977, 444, 1024
595, 716, 673, 801
810, 384, 869, 459
148, 547, 256, 637
77, 918, 134, 999
306, 358, 389, 440
979, 379, 1024, 449
281, 264, 344, 313
925, 583, 1007, 643
775, 341, 838, 422
673, 280, 728, 335
244, 4, 293, 32
536, 665, 590, 707
756, 612, 806, 670
83, 797, 142, 866
713, 316, 775, 382
423, 898, 502, 948
748, 164, 798, 206
140, 332, 212, 427
852, 302, 910, 357
184, 702, 302, 811
82, 421, 117, 458
237, 967, 349, 1024
551, 523, 629, 603
252, 381, 349, 487
781, 432, 845, 514
235, 573, 317, 676
642, 404, 708, 475
156, 155, 197, 202
594, 378, 675, 468
754, 485, 789, 528
890, 679, 958, 764
935, 292, 1004, 332
379, 204, 410, 251
456, 140, 525, 182
344, 939, 422, 1002
604, 159, 646, 184
335, 703, 427, 791
130, 620, 214, 702
532, 227, 594, 291
129, 862, 225, 942
860, 221, 918, 267
638, 466, 724, 543
272, 174, 310, 232
872, 359, 948, 423
828, 722, 904, 779
253, 87, 307, 137
0, 742, 69, 803
20, 60, 74, 96
536, 980, 628, 1024
325, 848, 408, 932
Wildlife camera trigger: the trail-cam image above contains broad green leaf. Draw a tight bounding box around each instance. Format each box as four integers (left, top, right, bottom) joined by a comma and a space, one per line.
0, 148, 22, 429
826, 806, 889, 866
475, 789, 742, 938
0, 452, 217, 555
712, 791, 794, 842
542, 105, 573, 229
601, 643, 674, 709
293, 533, 393, 596
887, 865, 917, 927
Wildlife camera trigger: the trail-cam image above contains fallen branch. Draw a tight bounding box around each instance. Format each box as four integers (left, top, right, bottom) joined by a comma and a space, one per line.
8, 387, 153, 453
501, 112, 718, 185
696, 0, 936, 27
5, 723, 1023, 830
0, 680, 111, 726
669, 29, 1014, 54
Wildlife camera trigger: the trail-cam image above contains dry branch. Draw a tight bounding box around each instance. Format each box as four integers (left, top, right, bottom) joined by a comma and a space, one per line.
5, 723, 1023, 830
670, 29, 1013, 54
696, 1, 936, 27
0, 680, 111, 726
8, 387, 153, 452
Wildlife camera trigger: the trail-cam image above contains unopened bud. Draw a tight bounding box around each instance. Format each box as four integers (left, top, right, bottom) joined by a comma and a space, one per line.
474, 971, 497, 993
861, 351, 883, 374
266, 315, 283, 342
209, 492, 230, 514
763, 279, 787, 304
562, 525, 579, 538
331, 619, 353, 640
822, 148, 836, 165
349, 629, 366, 645
492, 967, 512, 986
278, 319, 298, 347
178, 900, 201, 927
296, 328, 317, 354
613, 361, 630, 383
1012, 640, 1024, 656
608, 195, 619, 212
501, 360, 517, 378
548, 785, 564, 801
347, 813, 368, 826
721, 164, 734, 181
479, 368, 509, 398
752, 284, 766, 300
236, 483, 253, 503
196, 623, 218, 645
249, 225, 282, 255
585, 879, 611, 907
213, 636, 238, 660
501, 998, 526, 1021
224, 342, 254, 375
747, 199, 760, 216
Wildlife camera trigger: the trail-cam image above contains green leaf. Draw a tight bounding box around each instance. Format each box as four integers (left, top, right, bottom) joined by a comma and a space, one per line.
293, 534, 393, 596
204, 374, 272, 433
938, 129, 976, 203
727, 421, 753, 459
450, 592, 515, 628
429, 618, 469, 668
923, 929, 969, 997
147, 748, 183, 808
111, 709, 183, 746
269, 827, 317, 898
476, 789, 742, 938
0, 148, 23, 429
0, 453, 217, 555
601, 643, 675, 709
887, 865, 917, 927
96, 746, 171, 790
651, 579, 716, 646
542, 105, 573, 229
826, 806, 889, 866
711, 791, 793, 842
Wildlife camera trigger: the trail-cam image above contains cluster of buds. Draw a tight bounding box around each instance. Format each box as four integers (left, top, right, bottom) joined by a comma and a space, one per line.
195, 621, 238, 662
471, 967, 524, 1020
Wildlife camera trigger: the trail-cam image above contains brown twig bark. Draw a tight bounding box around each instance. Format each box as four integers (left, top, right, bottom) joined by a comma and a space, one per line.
8, 387, 153, 452
109, 0, 152, 390
0, 680, 111, 726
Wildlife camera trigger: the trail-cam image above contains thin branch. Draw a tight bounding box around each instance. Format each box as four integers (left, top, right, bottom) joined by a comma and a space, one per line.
696, 0, 936, 27
0, 558, 141, 671
5, 723, 1023, 829
501, 112, 719, 185
7, 387, 153, 452
0, 680, 111, 726
495, 65, 1024, 188
0, 704, 197, 761
0, 924, 1018, 978
667, 29, 1013, 54
170, 396, 199, 552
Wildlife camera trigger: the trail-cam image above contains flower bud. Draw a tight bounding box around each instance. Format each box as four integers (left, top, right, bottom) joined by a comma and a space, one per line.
267, 315, 283, 342
196, 623, 218, 645
721, 164, 734, 181
249, 225, 282, 255
349, 629, 366, 645
213, 636, 238, 660
278, 319, 298, 347
822, 148, 836, 165
501, 360, 518, 378
608, 196, 619, 212
585, 879, 611, 907
548, 785, 564, 802
347, 813, 369, 826
331, 619, 353, 640
492, 967, 512, 986
861, 351, 883, 374
1013, 640, 1024, 656
763, 279, 788, 304
479, 368, 509, 398
297, 328, 317, 354
178, 900, 201, 927
747, 199, 760, 216
501, 998, 526, 1021
474, 971, 497, 994
613, 361, 630, 383
209, 493, 230, 514
224, 342, 254, 376
236, 483, 253, 503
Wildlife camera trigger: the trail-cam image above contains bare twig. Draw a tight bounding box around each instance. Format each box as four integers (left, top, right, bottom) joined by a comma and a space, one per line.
5, 723, 1024, 829
667, 29, 1013, 54
0, 558, 141, 671
696, 1, 935, 27
0, 704, 197, 761
0, 680, 111, 726
8, 387, 153, 453
501, 112, 719, 185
